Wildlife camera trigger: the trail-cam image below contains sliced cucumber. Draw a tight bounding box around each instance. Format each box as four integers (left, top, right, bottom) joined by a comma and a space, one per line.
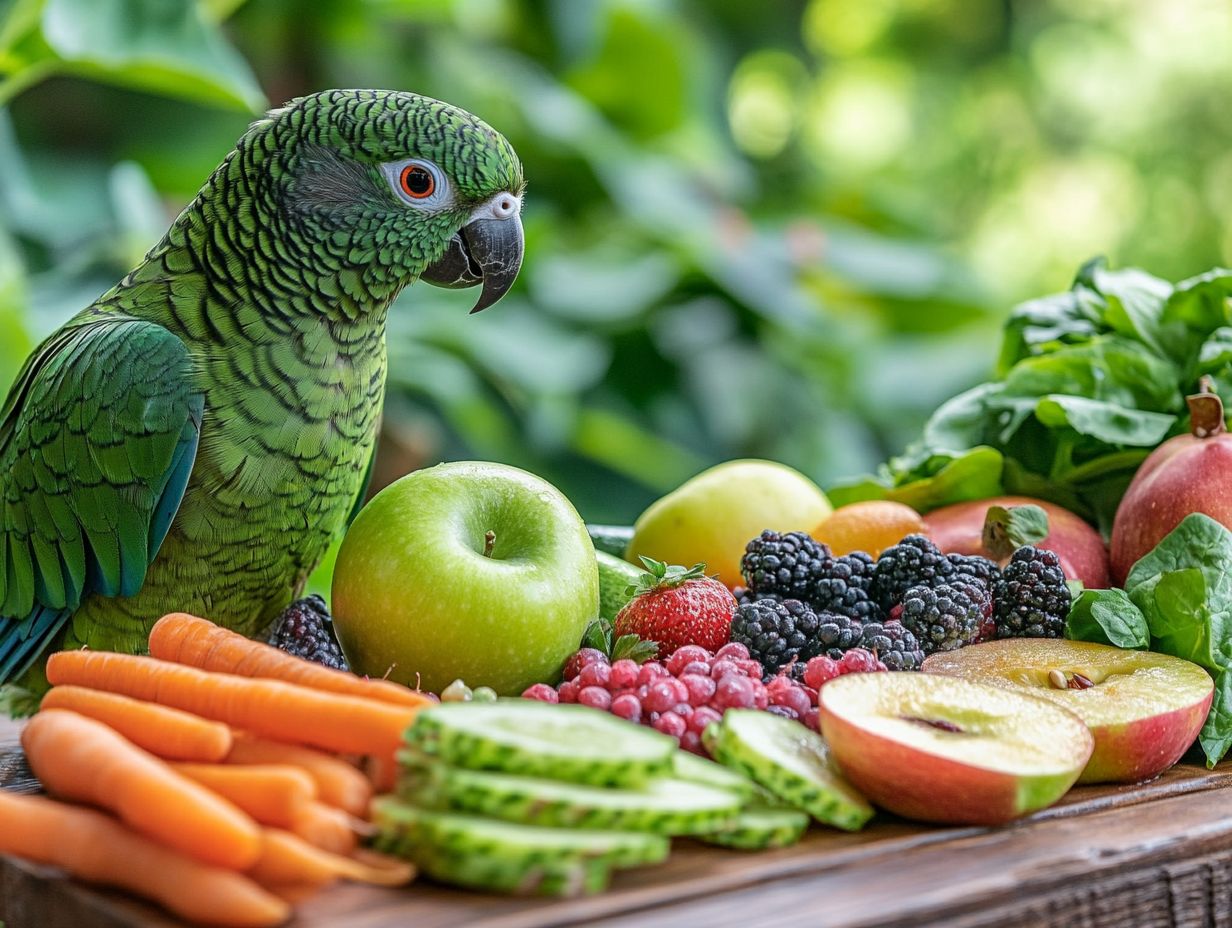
398, 760, 742, 835
372, 797, 669, 870
672, 750, 758, 800
706, 710, 873, 832
405, 700, 676, 787
588, 524, 635, 558
698, 804, 810, 850
597, 551, 642, 622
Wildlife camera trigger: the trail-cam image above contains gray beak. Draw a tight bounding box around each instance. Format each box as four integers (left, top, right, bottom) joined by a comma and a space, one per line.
421, 193, 524, 313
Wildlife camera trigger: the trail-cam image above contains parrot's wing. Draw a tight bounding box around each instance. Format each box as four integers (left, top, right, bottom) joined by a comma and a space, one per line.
0, 316, 203, 681
346, 445, 377, 528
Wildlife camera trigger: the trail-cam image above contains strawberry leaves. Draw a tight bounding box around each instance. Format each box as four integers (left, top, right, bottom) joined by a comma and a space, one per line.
580, 617, 659, 665
626, 556, 709, 597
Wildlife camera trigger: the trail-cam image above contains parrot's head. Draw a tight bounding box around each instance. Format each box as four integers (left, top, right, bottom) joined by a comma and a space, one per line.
236, 89, 525, 312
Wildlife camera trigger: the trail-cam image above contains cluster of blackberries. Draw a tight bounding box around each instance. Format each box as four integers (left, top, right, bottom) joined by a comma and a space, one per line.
730, 530, 1072, 676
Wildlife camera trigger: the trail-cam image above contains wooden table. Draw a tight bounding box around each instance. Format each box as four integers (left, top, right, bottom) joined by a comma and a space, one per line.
4, 722, 1232, 928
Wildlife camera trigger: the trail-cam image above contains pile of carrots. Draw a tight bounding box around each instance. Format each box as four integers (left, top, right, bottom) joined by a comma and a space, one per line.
0, 613, 435, 927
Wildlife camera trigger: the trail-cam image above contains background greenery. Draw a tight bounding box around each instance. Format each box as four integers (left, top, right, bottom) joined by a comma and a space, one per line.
3, 0, 1232, 527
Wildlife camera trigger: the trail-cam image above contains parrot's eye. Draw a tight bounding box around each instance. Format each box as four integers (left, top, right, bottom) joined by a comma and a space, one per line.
381, 158, 450, 209
400, 165, 434, 199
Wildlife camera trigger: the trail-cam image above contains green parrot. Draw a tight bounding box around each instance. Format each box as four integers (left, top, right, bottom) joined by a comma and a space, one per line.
0, 89, 525, 703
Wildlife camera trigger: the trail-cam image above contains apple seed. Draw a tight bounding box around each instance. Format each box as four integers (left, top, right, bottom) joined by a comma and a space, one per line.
1068, 672, 1094, 690
1047, 669, 1067, 689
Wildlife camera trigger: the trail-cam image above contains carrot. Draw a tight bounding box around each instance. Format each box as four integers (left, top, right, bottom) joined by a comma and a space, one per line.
149, 613, 431, 708
289, 800, 361, 855
46, 649, 420, 757
22, 709, 261, 869
41, 685, 232, 762
0, 792, 288, 927
249, 829, 414, 887
226, 735, 371, 816
367, 751, 399, 793
173, 763, 316, 829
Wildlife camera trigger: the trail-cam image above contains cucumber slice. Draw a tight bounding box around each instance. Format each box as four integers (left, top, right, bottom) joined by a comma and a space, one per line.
698, 804, 809, 850
706, 710, 873, 832
405, 700, 676, 787
372, 797, 669, 869
597, 551, 641, 622
672, 750, 758, 800
588, 524, 634, 558
398, 760, 742, 835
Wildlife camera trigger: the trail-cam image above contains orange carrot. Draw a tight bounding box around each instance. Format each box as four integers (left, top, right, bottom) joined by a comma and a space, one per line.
249, 829, 414, 888
46, 650, 420, 757
289, 800, 361, 855
226, 735, 371, 817
0, 792, 288, 927
173, 763, 316, 829
22, 709, 261, 869
149, 613, 431, 708
367, 751, 399, 793
41, 686, 232, 762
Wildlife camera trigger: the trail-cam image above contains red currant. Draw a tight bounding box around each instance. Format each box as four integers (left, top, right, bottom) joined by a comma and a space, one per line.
521, 683, 559, 703
610, 693, 642, 722
666, 645, 711, 675
564, 648, 608, 681
680, 673, 717, 706
578, 686, 612, 710
715, 642, 750, 660
803, 655, 842, 689
577, 662, 611, 689
653, 711, 687, 738
609, 659, 640, 689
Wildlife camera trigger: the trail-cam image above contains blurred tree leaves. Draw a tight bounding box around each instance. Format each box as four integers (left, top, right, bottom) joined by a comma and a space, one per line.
0, 0, 263, 109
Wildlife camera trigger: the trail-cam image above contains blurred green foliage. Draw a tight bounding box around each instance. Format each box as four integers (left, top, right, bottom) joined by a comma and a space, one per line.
2, 0, 1232, 526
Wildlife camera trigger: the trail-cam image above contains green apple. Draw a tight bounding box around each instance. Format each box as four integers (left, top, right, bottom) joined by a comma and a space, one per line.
626, 459, 832, 588
331, 461, 599, 695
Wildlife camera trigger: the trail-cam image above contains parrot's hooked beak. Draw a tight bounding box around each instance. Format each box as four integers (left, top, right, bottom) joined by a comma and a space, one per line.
420, 192, 524, 313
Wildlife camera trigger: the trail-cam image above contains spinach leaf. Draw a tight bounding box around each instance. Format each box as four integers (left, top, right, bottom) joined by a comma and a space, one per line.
826, 446, 1004, 512
1034, 396, 1176, 447
1200, 671, 1232, 769
1065, 588, 1149, 649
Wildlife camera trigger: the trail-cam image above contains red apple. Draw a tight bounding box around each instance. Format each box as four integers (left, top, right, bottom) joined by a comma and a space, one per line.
1110, 384, 1232, 585
923, 639, 1213, 784
923, 495, 1109, 588
819, 672, 1092, 825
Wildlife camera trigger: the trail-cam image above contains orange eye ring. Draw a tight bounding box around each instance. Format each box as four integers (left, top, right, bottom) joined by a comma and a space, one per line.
400, 164, 435, 199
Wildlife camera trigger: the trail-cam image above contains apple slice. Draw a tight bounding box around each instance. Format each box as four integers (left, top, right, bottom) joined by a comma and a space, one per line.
922, 639, 1213, 784
818, 672, 1092, 825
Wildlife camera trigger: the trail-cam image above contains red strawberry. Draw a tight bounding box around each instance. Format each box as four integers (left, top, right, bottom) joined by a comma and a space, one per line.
613, 558, 735, 658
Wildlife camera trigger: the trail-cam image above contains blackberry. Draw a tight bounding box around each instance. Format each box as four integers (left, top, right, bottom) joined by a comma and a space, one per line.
811, 552, 883, 623
958, 577, 998, 641
268, 595, 349, 670
733, 586, 780, 608
871, 535, 953, 611
895, 582, 983, 654
994, 547, 1071, 639
730, 598, 823, 677
815, 611, 864, 660
948, 554, 1001, 587
740, 531, 832, 601
858, 621, 924, 671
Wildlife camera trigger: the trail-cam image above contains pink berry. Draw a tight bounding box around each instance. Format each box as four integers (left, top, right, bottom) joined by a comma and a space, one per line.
637, 662, 668, 686
636, 684, 650, 700
680, 730, 704, 755
803, 707, 821, 731
564, 648, 608, 681
521, 683, 559, 703
653, 711, 687, 738
672, 702, 694, 717
645, 678, 688, 713
771, 685, 812, 717
609, 659, 640, 689
681, 660, 711, 676
577, 662, 611, 689
714, 673, 756, 710
680, 673, 717, 706
750, 680, 769, 710
709, 659, 739, 680
578, 686, 612, 710
839, 648, 884, 674
767, 704, 799, 721
557, 680, 580, 703
611, 687, 637, 700
667, 645, 712, 675
765, 674, 794, 695
611, 693, 642, 722
734, 659, 764, 678
803, 655, 842, 689
715, 642, 750, 660
687, 706, 722, 734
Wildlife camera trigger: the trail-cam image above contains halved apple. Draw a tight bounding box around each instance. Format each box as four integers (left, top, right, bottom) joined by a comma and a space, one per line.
922, 639, 1213, 784
818, 672, 1092, 825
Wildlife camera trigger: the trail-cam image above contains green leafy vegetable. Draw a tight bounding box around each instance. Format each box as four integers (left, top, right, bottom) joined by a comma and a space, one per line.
1200, 671, 1232, 770
1064, 588, 1149, 649
837, 258, 1232, 529
981, 504, 1049, 559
